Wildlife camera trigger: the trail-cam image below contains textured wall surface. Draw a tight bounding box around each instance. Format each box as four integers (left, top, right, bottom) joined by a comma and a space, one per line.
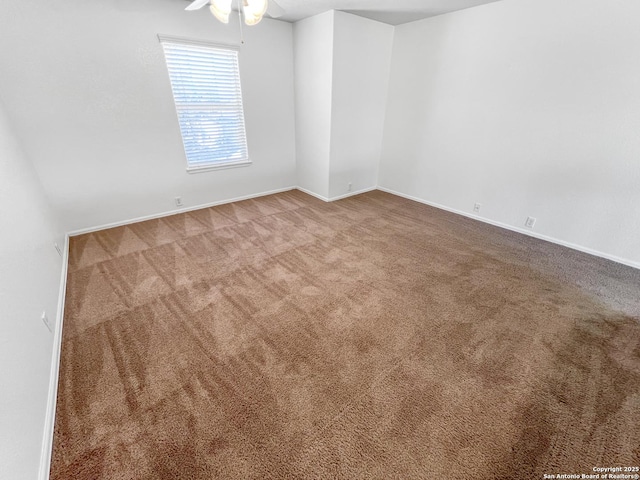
294, 11, 393, 200
293, 11, 334, 199
0, 0, 297, 232
380, 0, 640, 267
328, 11, 393, 199
0, 99, 63, 480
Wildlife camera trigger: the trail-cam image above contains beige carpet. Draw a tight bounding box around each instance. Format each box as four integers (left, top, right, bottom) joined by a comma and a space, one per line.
51, 190, 640, 479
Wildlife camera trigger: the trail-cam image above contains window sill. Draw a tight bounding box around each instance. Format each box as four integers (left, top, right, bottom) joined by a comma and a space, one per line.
186, 160, 252, 174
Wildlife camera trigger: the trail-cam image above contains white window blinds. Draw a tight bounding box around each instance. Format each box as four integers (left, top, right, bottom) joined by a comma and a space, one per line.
160, 38, 249, 171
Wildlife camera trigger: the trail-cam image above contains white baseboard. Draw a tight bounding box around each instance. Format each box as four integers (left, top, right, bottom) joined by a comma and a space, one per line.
39, 234, 70, 480
377, 186, 640, 271
68, 186, 384, 237
67, 186, 297, 236
296, 186, 377, 203
296, 187, 330, 202
328, 186, 377, 202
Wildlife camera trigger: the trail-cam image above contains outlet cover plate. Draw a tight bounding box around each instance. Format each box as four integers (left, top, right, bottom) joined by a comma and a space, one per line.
41, 311, 52, 332
525, 216, 537, 229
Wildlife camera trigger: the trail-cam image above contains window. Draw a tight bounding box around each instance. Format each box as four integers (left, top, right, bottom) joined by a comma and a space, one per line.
159, 36, 249, 172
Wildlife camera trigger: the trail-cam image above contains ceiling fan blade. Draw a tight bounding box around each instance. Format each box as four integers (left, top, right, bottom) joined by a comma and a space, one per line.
185, 0, 210, 11
266, 0, 285, 18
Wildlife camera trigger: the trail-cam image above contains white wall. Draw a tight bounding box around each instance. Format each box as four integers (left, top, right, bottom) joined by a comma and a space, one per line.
328, 12, 393, 199
294, 10, 393, 200
0, 99, 63, 480
380, 0, 640, 266
0, 0, 297, 232
293, 11, 335, 199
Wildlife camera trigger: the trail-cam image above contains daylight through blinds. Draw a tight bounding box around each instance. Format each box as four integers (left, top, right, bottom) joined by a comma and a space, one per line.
161, 40, 249, 170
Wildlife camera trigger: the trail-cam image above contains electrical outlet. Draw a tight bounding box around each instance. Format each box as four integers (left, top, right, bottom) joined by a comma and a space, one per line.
348, 182, 352, 192
41, 311, 52, 333
175, 196, 183, 207
525, 216, 537, 229
473, 203, 482, 213
54, 242, 62, 257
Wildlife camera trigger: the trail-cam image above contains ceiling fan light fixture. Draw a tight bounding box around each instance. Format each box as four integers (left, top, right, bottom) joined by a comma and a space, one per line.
242, 0, 268, 25
209, 0, 232, 23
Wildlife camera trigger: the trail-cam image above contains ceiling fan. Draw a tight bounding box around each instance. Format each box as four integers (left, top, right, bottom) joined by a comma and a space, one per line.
185, 0, 285, 26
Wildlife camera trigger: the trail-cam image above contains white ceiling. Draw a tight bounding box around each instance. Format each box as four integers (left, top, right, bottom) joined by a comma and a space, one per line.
265, 0, 503, 25
182, 0, 504, 25
3, 0, 502, 26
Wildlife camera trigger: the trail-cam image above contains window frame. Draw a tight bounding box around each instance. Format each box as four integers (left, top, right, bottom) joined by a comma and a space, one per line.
158, 35, 251, 173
